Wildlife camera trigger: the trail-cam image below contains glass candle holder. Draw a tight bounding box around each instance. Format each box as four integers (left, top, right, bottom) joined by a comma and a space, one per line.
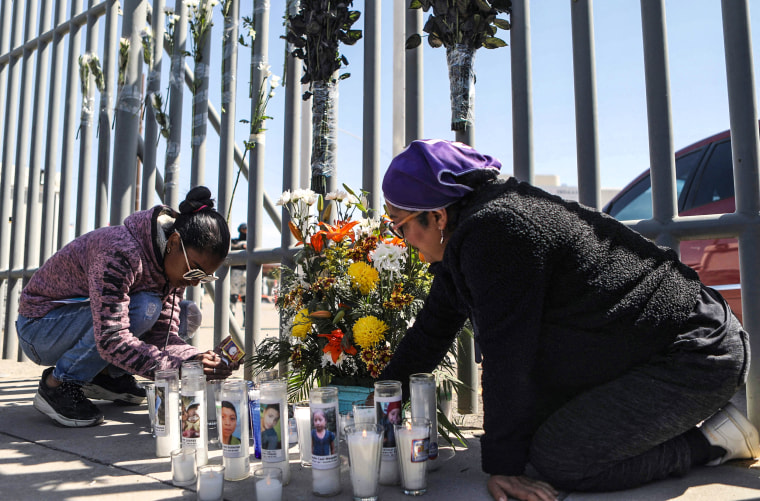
247, 381, 262, 459
142, 382, 157, 437
181, 372, 208, 466
196, 464, 225, 501
410, 373, 439, 468
171, 447, 197, 487
259, 379, 290, 484
254, 467, 283, 501
155, 369, 180, 457
207, 380, 221, 446
219, 379, 250, 481
374, 380, 402, 486
310, 387, 341, 497
394, 418, 431, 496
295, 401, 312, 466
345, 423, 384, 501
352, 402, 376, 426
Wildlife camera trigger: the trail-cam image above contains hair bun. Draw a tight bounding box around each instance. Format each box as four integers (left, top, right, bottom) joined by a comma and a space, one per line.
179, 186, 215, 214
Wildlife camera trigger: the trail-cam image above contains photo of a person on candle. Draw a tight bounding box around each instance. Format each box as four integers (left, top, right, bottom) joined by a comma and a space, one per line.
379, 401, 402, 448
261, 404, 281, 450
221, 400, 241, 445
182, 401, 201, 438
311, 408, 336, 456
378, 140, 760, 501
15, 186, 239, 428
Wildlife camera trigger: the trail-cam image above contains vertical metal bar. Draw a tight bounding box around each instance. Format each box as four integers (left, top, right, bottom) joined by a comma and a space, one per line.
142, 0, 165, 210
392, 0, 406, 155
362, 0, 382, 211
76, 0, 100, 236
23, 0, 54, 280
0, 0, 26, 359
95, 0, 118, 228
57, 0, 85, 248
245, 0, 269, 379
405, 7, 423, 144
300, 86, 312, 188
4, 0, 39, 361
282, 0, 302, 260
41, 1, 69, 260
216, 0, 241, 355
570, 0, 601, 209
110, 0, 146, 225
511, 0, 534, 183
720, 0, 760, 428
165, 0, 188, 210
0, 0, 13, 349
640, 0, 678, 251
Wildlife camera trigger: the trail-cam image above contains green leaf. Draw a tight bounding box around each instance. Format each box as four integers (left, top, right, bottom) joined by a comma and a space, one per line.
483, 36, 507, 49
406, 33, 422, 49
493, 18, 511, 30
428, 33, 443, 48
409, 0, 423, 8
338, 72, 351, 80
474, 0, 492, 13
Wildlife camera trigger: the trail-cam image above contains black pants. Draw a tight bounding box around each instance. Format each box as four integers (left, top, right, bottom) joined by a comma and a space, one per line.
529, 286, 750, 491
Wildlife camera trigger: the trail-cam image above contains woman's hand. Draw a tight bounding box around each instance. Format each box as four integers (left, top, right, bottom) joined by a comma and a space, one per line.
197, 350, 234, 380
487, 475, 558, 501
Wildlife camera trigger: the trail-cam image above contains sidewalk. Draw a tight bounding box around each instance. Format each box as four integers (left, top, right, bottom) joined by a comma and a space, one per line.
1, 300, 758, 499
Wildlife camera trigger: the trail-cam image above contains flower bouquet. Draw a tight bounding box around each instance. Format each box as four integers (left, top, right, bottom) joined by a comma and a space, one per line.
248, 186, 433, 396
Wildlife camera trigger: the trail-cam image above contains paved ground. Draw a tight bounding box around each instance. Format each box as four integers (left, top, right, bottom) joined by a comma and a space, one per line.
1, 300, 759, 500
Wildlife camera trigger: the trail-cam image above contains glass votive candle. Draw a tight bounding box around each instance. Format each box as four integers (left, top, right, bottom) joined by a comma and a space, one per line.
142, 382, 156, 437
352, 402, 375, 425
345, 424, 384, 501
254, 467, 283, 501
171, 447, 197, 487
294, 401, 312, 466
196, 464, 225, 501
394, 418, 431, 496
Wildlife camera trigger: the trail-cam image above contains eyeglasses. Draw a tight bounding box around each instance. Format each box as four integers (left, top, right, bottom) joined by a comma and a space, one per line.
177, 232, 218, 284
387, 211, 423, 239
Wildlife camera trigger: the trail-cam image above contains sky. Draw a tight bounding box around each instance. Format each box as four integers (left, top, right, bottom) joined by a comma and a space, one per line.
6, 1, 760, 249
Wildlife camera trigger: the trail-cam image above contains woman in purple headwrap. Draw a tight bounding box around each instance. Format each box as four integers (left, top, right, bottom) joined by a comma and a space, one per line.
379, 140, 758, 501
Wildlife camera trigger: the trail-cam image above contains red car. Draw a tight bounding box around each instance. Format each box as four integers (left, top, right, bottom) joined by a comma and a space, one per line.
603, 128, 742, 322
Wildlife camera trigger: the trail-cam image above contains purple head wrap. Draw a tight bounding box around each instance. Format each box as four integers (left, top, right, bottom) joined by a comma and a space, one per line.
382, 139, 502, 211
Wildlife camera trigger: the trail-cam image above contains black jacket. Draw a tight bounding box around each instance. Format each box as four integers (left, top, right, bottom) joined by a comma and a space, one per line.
381, 177, 702, 475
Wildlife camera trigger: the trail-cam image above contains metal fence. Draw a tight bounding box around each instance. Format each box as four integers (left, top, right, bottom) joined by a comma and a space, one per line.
1, 0, 759, 425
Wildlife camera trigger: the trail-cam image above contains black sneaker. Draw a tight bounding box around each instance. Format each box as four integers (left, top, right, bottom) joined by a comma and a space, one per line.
33, 367, 104, 427
82, 372, 146, 405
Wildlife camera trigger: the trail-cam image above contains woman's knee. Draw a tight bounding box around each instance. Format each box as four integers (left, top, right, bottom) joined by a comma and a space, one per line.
129, 292, 163, 335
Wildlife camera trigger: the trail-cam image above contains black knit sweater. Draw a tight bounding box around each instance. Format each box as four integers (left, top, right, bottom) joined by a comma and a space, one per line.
381, 177, 702, 476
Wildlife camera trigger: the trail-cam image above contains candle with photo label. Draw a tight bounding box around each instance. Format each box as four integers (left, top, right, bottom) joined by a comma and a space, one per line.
155, 370, 180, 457
310, 387, 341, 496
259, 379, 290, 484
410, 373, 439, 469
394, 418, 431, 495
219, 379, 250, 480
374, 380, 402, 485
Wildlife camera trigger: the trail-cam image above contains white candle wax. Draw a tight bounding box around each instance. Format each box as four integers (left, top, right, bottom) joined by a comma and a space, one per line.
197, 469, 224, 500
396, 425, 428, 491
157, 392, 180, 457
312, 466, 341, 496
172, 452, 196, 486
378, 454, 399, 485
294, 407, 312, 465
264, 460, 290, 485
255, 476, 283, 501
222, 455, 249, 481
347, 432, 381, 498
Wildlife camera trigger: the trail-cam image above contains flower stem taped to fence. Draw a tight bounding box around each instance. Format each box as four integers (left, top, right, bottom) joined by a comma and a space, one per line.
447, 44, 476, 132
310, 80, 339, 195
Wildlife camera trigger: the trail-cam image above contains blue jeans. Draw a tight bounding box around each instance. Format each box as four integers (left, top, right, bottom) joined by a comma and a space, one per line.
16, 292, 164, 384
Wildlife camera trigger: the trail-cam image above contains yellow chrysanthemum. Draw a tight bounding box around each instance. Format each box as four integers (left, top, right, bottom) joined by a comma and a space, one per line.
352, 315, 388, 349
291, 308, 312, 339
347, 262, 379, 295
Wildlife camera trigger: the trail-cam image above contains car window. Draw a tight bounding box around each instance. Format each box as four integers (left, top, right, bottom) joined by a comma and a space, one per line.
688, 140, 734, 210
607, 149, 703, 220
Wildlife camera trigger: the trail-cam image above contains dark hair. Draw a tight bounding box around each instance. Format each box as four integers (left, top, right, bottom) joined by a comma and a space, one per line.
172, 186, 231, 259
444, 169, 499, 233
221, 400, 237, 417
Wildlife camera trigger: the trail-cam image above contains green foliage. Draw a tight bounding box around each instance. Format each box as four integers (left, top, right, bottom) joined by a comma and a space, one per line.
406, 0, 512, 50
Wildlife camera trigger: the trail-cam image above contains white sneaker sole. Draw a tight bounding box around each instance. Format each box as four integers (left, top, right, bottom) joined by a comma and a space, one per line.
81, 383, 145, 405
722, 403, 760, 461
33, 392, 104, 427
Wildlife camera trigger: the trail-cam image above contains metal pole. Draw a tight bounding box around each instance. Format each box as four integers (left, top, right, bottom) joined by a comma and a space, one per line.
511, 0, 534, 183
720, 0, 760, 428
405, 7, 423, 144
94, 0, 118, 228
282, 0, 302, 259
164, 0, 188, 210
570, 0, 601, 209
4, 0, 40, 361
300, 85, 312, 188
362, 0, 382, 211
57, 0, 84, 248
0, 0, 26, 358
75, 0, 100, 236
392, 0, 406, 155
640, 0, 678, 251
142, 0, 165, 210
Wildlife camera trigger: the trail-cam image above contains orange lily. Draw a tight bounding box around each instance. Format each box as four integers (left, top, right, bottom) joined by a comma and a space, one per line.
310, 220, 360, 253
318, 329, 358, 364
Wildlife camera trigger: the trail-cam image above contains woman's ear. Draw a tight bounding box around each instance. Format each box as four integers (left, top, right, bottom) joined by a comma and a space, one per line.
432, 208, 448, 230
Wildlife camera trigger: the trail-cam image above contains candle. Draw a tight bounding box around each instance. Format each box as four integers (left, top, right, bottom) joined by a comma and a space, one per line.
155, 370, 181, 458
254, 468, 283, 501
220, 380, 250, 481
181, 373, 208, 466
294, 401, 312, 466
346, 424, 383, 500
410, 373, 439, 469
143, 383, 157, 437
171, 447, 197, 487
352, 403, 375, 425
259, 380, 290, 485
374, 381, 402, 486
394, 418, 431, 495
309, 388, 341, 496
196, 464, 225, 501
